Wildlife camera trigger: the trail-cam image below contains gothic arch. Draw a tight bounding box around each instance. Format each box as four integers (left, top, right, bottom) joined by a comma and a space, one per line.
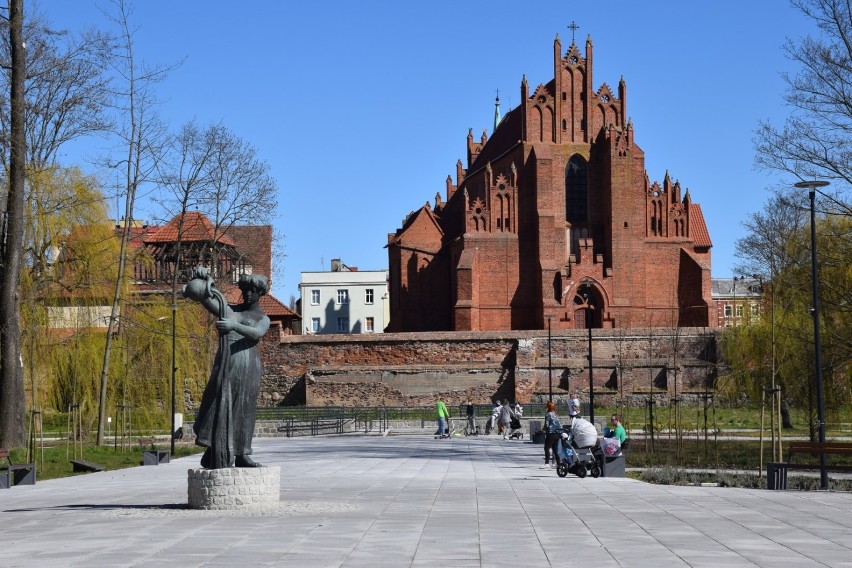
569, 280, 606, 329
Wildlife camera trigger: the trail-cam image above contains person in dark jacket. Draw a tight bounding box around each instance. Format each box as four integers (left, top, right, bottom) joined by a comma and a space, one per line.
540, 402, 562, 469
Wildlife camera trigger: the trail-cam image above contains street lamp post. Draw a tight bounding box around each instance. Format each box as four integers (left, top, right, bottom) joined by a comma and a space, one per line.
547, 315, 553, 402
583, 283, 595, 425
795, 179, 830, 490
171, 304, 177, 455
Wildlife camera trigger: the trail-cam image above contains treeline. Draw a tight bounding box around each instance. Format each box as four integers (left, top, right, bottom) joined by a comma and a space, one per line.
0, 1, 280, 445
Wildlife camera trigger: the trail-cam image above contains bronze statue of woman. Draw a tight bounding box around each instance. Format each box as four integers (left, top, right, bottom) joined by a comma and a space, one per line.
183, 267, 270, 469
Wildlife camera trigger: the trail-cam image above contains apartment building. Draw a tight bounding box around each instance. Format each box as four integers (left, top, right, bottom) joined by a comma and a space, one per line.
299, 259, 389, 334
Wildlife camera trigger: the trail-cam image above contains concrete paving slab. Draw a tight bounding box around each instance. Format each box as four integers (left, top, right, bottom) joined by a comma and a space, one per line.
1, 435, 851, 567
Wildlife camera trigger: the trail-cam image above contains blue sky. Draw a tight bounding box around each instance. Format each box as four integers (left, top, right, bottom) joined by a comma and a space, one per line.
41, 1, 813, 301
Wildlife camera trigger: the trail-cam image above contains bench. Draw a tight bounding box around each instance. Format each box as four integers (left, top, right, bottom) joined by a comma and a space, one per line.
0, 448, 36, 488
138, 437, 170, 465
70, 459, 105, 473
766, 441, 852, 489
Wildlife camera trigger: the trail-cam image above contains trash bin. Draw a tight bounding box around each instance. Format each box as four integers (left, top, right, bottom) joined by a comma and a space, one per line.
529, 420, 544, 444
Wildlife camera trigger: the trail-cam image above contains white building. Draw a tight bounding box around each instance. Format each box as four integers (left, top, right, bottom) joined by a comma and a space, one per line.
299, 259, 389, 334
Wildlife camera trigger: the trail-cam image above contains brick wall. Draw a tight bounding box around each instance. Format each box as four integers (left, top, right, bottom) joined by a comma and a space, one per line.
259, 328, 718, 407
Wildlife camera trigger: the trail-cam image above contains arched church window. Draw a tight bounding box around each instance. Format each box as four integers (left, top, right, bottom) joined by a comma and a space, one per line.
565, 155, 588, 223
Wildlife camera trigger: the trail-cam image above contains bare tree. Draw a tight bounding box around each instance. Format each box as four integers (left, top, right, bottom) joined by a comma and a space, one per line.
152, 120, 278, 286
0, 8, 112, 170
754, 0, 850, 213
0, 0, 25, 448
196, 125, 278, 236
95, 0, 174, 445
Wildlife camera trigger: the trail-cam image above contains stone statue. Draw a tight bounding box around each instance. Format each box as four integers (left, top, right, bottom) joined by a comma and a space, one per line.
183, 266, 270, 469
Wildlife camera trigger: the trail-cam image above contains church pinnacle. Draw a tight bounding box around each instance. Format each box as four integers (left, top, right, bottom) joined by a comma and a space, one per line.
493, 89, 501, 132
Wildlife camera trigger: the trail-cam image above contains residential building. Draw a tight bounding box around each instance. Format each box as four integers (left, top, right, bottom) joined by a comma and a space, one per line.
299, 260, 389, 334
47, 212, 300, 335
712, 277, 762, 328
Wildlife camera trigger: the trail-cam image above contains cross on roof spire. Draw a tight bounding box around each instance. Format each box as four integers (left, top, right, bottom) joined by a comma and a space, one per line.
567, 21, 579, 43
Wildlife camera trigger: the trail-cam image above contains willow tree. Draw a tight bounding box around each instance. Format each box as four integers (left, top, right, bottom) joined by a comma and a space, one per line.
17, 167, 117, 437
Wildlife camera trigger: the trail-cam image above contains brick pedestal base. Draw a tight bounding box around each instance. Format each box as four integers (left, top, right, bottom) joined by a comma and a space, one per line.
187, 466, 280, 511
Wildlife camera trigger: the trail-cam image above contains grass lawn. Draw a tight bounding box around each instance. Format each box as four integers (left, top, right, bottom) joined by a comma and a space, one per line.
9, 443, 203, 481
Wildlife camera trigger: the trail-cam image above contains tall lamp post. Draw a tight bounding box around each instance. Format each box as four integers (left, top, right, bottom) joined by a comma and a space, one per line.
795, 179, 829, 490
171, 303, 177, 455
583, 283, 595, 425
547, 315, 553, 402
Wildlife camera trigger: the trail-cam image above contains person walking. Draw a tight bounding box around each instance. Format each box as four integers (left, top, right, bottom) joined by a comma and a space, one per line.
487, 400, 500, 435
465, 399, 476, 435
540, 402, 562, 469
498, 399, 515, 440
435, 398, 450, 438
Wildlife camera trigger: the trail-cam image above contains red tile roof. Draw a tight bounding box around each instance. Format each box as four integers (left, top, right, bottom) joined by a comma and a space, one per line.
222, 286, 298, 318
689, 204, 712, 248
144, 211, 236, 246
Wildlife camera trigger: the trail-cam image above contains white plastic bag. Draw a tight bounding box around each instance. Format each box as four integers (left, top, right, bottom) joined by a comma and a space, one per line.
601, 437, 622, 456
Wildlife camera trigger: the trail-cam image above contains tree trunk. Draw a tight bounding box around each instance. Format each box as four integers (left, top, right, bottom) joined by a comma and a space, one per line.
0, 0, 27, 448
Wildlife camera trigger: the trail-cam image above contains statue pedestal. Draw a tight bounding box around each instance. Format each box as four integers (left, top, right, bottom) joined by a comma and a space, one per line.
187, 466, 280, 512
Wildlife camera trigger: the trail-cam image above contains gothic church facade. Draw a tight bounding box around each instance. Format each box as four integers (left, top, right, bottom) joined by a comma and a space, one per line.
387, 34, 712, 332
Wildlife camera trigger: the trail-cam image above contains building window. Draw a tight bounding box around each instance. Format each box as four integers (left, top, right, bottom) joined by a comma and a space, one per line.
735, 305, 743, 318
365, 289, 374, 304
337, 289, 349, 304
565, 155, 588, 224
311, 317, 320, 333
311, 289, 320, 305
337, 317, 349, 333
751, 304, 760, 317
724, 305, 732, 317
365, 317, 374, 332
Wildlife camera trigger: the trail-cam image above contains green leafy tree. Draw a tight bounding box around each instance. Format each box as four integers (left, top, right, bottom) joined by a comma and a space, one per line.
731, 194, 851, 434
739, 0, 851, 437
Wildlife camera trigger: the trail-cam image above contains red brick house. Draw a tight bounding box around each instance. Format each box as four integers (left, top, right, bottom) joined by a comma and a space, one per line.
388, 34, 712, 332
128, 211, 298, 333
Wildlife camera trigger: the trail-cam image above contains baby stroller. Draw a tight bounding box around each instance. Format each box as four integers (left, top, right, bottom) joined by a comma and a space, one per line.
555, 429, 601, 478
507, 415, 524, 439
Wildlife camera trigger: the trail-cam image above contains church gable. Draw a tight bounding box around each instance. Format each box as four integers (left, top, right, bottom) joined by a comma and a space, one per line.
389, 204, 443, 253
527, 83, 555, 143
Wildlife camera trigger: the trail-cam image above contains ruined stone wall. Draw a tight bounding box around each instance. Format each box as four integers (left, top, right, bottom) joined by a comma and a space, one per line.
258, 328, 718, 407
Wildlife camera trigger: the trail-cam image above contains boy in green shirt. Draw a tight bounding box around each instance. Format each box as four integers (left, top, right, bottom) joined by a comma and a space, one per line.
435, 399, 450, 438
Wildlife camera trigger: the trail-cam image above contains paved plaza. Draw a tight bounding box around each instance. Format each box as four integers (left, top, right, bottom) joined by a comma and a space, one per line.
2, 435, 851, 567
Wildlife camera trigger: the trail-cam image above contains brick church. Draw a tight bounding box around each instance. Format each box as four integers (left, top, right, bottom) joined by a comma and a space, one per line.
387, 33, 712, 332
